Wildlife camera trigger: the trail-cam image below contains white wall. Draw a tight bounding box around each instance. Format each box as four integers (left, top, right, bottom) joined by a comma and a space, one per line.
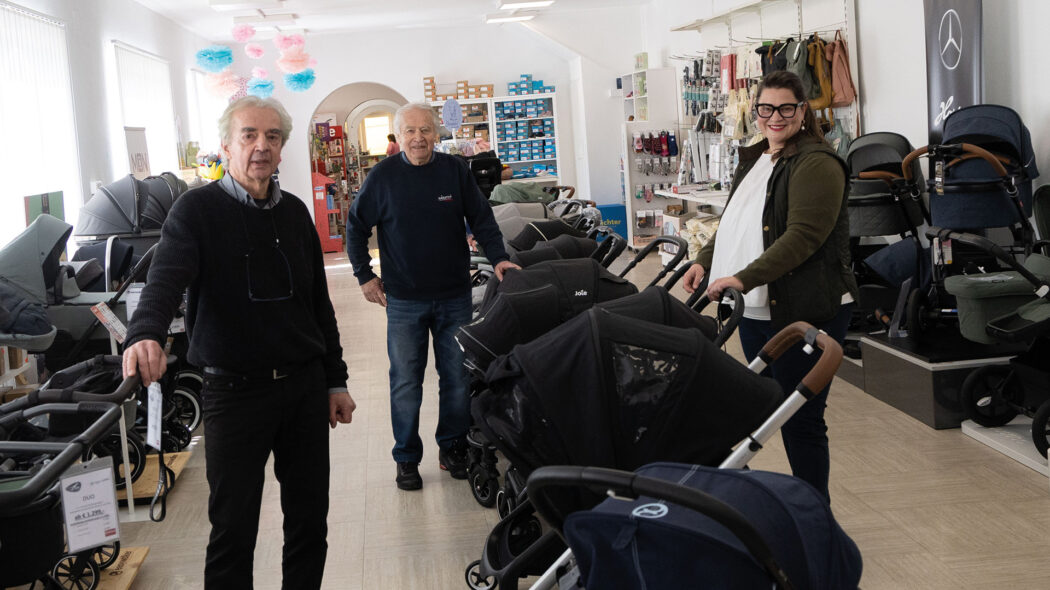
16, 0, 209, 208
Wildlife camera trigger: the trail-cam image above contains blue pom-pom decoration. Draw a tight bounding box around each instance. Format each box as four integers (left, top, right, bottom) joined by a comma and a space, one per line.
247, 77, 275, 98
284, 68, 316, 92
196, 46, 234, 73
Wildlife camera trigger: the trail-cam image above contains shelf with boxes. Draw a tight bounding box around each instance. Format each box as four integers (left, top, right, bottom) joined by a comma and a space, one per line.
423, 75, 495, 102
492, 94, 558, 180
429, 98, 491, 143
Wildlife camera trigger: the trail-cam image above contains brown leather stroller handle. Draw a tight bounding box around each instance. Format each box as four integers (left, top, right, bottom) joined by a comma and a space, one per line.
857, 171, 902, 187
901, 145, 928, 182
957, 143, 1010, 177
948, 152, 1013, 170
758, 321, 844, 398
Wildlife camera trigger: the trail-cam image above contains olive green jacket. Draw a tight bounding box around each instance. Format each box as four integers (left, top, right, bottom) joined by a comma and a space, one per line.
697, 136, 859, 328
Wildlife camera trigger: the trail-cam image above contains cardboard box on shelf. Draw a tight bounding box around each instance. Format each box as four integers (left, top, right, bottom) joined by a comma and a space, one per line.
661, 210, 696, 254
1, 385, 35, 403
457, 80, 469, 88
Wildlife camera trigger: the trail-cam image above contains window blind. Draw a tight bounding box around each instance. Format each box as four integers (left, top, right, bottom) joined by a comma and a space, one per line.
188, 69, 228, 156
114, 42, 179, 176
0, 1, 80, 243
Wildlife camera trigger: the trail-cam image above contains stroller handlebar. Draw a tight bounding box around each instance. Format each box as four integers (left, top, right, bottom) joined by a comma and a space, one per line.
902, 143, 1011, 182
3, 356, 144, 415
757, 322, 843, 399
526, 465, 795, 590
0, 402, 122, 511
926, 227, 1050, 293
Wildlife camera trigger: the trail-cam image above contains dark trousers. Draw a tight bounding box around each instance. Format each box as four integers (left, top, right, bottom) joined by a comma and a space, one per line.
201, 360, 330, 590
737, 304, 854, 504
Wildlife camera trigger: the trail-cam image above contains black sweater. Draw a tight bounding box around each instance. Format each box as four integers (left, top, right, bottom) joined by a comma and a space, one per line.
345, 152, 509, 300
125, 181, 348, 389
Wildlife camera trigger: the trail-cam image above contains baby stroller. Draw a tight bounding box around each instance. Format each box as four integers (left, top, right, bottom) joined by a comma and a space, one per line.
845, 132, 928, 330
74, 172, 187, 253
934, 227, 1050, 456
0, 365, 139, 590
464, 315, 846, 590
900, 105, 1040, 339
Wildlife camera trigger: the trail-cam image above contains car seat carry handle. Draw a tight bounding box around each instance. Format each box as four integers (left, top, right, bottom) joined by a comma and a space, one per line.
526, 465, 796, 590
0, 401, 121, 511
691, 287, 745, 347
753, 321, 843, 399
619, 236, 690, 287
926, 227, 1050, 297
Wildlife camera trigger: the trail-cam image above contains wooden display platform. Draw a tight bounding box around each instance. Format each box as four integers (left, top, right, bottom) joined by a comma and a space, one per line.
117, 451, 191, 504
98, 546, 150, 590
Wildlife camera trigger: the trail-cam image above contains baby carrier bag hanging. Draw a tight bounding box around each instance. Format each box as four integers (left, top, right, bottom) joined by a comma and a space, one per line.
826, 30, 857, 107
807, 34, 834, 110
784, 38, 816, 99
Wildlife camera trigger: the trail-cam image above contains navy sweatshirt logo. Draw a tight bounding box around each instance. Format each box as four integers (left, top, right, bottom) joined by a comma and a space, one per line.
438, 194, 453, 202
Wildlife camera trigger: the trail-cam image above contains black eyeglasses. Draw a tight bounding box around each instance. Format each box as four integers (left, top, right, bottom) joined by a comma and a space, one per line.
754, 102, 805, 119
240, 209, 294, 303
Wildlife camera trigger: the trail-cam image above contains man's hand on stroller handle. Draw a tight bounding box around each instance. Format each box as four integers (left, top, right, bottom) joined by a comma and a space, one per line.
362, 277, 387, 307
329, 391, 356, 429
123, 339, 168, 386
682, 264, 706, 294
493, 260, 521, 281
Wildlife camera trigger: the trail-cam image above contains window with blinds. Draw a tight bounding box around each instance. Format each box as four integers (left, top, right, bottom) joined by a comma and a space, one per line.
0, 1, 80, 244
188, 69, 228, 158
113, 42, 179, 177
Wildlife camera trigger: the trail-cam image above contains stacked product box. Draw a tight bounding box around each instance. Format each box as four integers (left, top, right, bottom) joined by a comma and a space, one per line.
507, 74, 555, 95
423, 76, 436, 101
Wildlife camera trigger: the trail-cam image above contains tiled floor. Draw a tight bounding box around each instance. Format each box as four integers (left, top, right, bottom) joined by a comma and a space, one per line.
117, 251, 1050, 589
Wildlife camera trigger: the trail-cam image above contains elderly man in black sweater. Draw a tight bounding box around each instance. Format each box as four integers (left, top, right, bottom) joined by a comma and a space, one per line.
346, 103, 517, 491
123, 96, 355, 590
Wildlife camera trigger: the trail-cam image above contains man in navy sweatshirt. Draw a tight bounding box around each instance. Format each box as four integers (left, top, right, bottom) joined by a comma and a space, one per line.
123, 96, 356, 589
346, 103, 517, 491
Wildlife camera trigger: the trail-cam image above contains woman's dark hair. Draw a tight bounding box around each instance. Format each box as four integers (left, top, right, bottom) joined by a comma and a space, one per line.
387, 133, 396, 142
755, 70, 825, 154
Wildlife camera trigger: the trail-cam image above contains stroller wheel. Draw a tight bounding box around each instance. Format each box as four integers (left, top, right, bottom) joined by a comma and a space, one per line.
471, 470, 499, 508
464, 560, 496, 590
962, 366, 1022, 428
51, 553, 100, 590
84, 432, 147, 489
91, 541, 120, 570
905, 288, 928, 338
1031, 399, 1050, 458
496, 489, 514, 520
174, 369, 203, 395
170, 387, 202, 433
506, 515, 543, 557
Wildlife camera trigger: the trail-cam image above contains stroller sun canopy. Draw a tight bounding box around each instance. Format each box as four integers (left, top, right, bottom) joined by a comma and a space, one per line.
0, 214, 72, 304
74, 173, 185, 239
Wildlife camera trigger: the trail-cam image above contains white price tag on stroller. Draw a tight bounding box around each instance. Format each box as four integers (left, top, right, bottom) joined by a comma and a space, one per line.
90, 302, 127, 344
60, 456, 120, 553
169, 317, 186, 334
147, 382, 163, 451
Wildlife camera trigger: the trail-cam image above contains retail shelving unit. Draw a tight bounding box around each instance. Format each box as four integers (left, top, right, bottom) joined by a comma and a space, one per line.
311, 172, 342, 253
620, 68, 678, 123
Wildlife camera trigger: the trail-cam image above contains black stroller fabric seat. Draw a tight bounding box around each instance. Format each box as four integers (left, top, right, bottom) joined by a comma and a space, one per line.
476, 308, 784, 476
479, 258, 636, 321
563, 462, 863, 590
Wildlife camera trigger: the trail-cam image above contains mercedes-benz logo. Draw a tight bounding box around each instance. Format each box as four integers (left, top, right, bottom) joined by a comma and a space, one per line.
631, 503, 669, 519
938, 9, 962, 70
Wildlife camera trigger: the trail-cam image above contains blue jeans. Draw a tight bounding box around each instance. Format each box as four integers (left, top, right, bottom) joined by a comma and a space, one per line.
386, 294, 472, 463
737, 303, 854, 504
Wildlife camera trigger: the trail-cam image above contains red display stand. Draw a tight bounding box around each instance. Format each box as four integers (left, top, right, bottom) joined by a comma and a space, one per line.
311, 172, 342, 253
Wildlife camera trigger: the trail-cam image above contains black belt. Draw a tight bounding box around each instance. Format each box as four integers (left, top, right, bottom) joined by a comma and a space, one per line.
203, 362, 308, 381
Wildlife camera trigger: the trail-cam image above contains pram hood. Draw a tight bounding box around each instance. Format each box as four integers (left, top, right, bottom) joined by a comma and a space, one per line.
489, 182, 556, 205
74, 173, 185, 239
0, 214, 71, 305
508, 219, 586, 252
847, 131, 915, 177
943, 104, 1039, 181
476, 307, 784, 475
532, 234, 598, 260
563, 463, 863, 590
478, 258, 636, 321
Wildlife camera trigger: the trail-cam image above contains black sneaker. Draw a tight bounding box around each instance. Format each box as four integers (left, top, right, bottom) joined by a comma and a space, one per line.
395, 462, 422, 490
439, 443, 469, 480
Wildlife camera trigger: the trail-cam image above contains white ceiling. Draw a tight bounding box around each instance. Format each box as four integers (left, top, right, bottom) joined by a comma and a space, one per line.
132, 0, 650, 42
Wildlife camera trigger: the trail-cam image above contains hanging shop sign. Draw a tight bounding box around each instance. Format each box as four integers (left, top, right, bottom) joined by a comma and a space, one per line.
442, 98, 463, 132
924, 0, 982, 143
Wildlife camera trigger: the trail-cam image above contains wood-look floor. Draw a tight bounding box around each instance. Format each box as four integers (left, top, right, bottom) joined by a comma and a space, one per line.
114, 252, 1050, 590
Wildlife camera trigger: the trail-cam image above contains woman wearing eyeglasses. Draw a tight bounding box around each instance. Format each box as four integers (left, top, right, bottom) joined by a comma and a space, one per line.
682, 70, 857, 504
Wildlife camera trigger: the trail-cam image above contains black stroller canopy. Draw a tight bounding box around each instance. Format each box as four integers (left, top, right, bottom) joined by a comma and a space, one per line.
532, 234, 598, 260
847, 132, 917, 177
943, 104, 1039, 180
508, 219, 586, 252
459, 284, 564, 372
599, 286, 718, 341
479, 258, 636, 321
75, 173, 186, 238
0, 214, 72, 304
477, 307, 784, 474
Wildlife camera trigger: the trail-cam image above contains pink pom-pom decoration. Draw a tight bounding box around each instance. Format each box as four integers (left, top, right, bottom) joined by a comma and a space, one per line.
206, 70, 241, 99
309, 58, 318, 67
230, 76, 249, 101
276, 46, 311, 74
274, 33, 304, 51
232, 24, 256, 43
245, 43, 264, 59
251, 67, 269, 79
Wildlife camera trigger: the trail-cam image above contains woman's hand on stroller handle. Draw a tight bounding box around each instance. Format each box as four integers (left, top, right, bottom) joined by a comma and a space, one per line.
123, 338, 168, 386
682, 263, 706, 294
361, 277, 387, 307
706, 276, 743, 301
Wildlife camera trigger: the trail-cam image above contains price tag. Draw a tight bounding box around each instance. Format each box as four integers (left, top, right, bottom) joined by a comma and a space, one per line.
169, 317, 186, 334
147, 382, 162, 451
61, 456, 120, 553
90, 302, 127, 343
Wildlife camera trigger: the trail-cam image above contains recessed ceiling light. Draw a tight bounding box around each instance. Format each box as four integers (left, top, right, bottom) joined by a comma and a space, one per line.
485, 14, 536, 23
233, 12, 297, 25
499, 1, 554, 9
210, 0, 284, 12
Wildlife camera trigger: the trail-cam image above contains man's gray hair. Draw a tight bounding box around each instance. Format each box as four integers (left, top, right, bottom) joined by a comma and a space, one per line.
393, 103, 439, 138
218, 96, 293, 147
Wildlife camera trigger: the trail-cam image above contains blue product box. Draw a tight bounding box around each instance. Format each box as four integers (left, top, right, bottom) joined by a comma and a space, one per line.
532, 81, 543, 90
520, 74, 532, 83
596, 205, 627, 239
509, 90, 518, 96
544, 86, 554, 93
507, 82, 517, 91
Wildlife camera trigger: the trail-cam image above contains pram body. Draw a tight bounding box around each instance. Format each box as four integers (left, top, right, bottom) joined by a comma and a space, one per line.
74, 173, 186, 253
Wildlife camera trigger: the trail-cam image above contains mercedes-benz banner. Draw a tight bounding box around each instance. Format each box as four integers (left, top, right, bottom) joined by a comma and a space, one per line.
924, 0, 982, 143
